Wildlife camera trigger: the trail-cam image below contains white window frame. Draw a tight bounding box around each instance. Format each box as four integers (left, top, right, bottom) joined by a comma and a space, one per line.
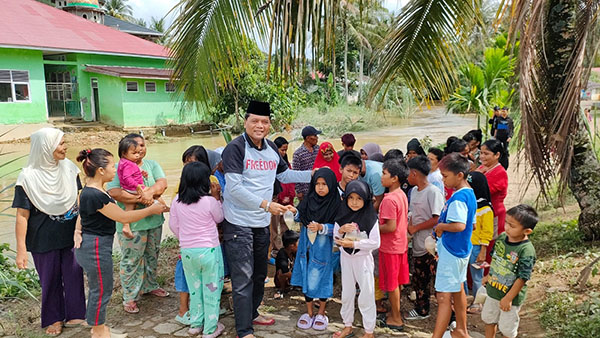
165, 82, 175, 93
145, 81, 156, 93
0, 70, 31, 104
126, 81, 138, 92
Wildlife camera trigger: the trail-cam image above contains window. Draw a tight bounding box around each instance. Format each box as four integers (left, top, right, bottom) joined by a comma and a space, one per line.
126, 81, 138, 92
0, 70, 30, 103
145, 82, 156, 92
82, 14, 88, 19
165, 82, 175, 93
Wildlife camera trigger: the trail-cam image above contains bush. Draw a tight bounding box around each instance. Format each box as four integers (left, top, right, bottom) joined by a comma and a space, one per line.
529, 220, 586, 258
539, 292, 600, 337
0, 243, 40, 300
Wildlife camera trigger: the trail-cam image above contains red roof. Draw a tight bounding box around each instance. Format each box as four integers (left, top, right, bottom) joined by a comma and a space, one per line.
0, 0, 169, 59
84, 65, 172, 79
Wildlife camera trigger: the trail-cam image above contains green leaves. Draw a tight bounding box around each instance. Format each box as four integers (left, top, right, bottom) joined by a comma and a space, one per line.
367, 0, 480, 105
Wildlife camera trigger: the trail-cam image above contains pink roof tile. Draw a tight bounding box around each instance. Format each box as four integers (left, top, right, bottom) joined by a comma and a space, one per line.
0, 0, 169, 59
84, 65, 172, 79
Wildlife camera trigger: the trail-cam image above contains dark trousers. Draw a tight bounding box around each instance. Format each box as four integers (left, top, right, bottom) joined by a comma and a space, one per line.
32, 247, 86, 328
75, 234, 114, 326
412, 253, 437, 315
223, 220, 270, 337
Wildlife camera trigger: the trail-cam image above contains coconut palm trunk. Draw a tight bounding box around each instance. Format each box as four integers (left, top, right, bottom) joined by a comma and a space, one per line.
517, 0, 600, 240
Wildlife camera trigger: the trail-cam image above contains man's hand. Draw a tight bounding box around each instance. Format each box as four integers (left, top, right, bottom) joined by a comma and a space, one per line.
407, 219, 418, 235
268, 202, 289, 215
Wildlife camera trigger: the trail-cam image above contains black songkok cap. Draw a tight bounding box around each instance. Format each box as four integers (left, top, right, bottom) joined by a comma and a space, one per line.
247, 100, 271, 117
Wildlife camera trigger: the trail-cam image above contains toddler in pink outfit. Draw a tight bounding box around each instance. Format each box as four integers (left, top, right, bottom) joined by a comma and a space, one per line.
117, 138, 160, 238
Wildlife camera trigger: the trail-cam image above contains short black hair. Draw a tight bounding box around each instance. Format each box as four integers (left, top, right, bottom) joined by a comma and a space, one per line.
182, 145, 200, 163
118, 137, 138, 158
383, 158, 409, 182
407, 155, 431, 176
482, 139, 505, 157
447, 139, 468, 154
282, 230, 300, 248
507, 204, 538, 230
438, 152, 469, 176
177, 162, 211, 205
340, 152, 362, 170
124, 133, 144, 140
384, 149, 404, 162
428, 148, 444, 162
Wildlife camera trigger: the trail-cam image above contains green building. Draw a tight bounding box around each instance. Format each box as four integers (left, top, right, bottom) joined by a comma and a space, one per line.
0, 0, 200, 128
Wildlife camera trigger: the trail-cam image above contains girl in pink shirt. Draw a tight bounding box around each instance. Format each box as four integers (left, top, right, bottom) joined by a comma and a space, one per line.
169, 162, 225, 337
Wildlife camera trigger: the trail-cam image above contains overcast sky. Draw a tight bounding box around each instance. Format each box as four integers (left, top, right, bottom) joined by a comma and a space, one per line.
128, 0, 408, 27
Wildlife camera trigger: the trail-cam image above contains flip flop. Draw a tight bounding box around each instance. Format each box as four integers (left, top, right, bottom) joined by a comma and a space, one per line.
385, 323, 404, 332
253, 315, 275, 326
312, 314, 329, 331
64, 319, 88, 328
148, 288, 169, 297
45, 322, 63, 336
296, 313, 314, 330
123, 300, 139, 314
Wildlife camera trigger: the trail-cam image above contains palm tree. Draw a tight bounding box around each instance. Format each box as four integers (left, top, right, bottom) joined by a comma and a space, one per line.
368, 0, 600, 240
103, 0, 133, 21
150, 16, 168, 45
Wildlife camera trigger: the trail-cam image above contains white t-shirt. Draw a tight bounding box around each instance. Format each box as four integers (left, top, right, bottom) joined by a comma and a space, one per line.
427, 169, 445, 194
409, 184, 444, 257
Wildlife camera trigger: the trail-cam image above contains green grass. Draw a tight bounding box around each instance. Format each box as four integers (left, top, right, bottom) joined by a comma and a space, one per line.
529, 219, 587, 258
539, 292, 600, 337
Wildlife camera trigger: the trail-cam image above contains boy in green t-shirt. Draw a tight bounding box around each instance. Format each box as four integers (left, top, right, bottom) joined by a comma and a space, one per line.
481, 204, 538, 338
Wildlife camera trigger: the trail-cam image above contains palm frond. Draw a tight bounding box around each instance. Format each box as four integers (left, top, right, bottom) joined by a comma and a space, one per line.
167, 0, 270, 111
515, 0, 600, 197
367, 0, 480, 105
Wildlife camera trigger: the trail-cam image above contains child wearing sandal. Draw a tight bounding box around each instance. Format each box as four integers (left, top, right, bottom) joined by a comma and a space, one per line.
74, 149, 165, 338
334, 180, 381, 338
291, 168, 340, 331
169, 162, 225, 337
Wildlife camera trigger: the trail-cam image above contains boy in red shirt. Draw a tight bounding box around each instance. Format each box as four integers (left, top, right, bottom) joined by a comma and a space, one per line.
378, 157, 410, 332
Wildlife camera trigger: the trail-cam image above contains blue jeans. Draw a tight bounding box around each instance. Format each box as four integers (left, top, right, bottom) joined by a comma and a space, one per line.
465, 245, 484, 295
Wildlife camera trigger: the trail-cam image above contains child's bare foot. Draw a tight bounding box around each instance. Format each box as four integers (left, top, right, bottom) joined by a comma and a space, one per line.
136, 184, 144, 195
122, 225, 134, 239
360, 333, 374, 338
333, 326, 353, 338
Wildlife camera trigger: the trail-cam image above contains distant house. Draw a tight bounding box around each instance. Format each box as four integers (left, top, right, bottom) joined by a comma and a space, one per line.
583, 81, 600, 101
0, 0, 199, 128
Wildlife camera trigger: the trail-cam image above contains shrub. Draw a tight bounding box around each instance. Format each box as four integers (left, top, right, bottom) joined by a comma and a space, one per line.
539, 292, 600, 337
0, 243, 40, 300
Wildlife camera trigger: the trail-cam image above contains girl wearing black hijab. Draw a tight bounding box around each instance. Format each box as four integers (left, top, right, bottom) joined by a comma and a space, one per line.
291, 168, 340, 331
465, 172, 494, 313
333, 180, 381, 338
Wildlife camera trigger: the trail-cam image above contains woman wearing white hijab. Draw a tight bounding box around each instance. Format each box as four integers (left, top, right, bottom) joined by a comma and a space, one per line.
13, 128, 86, 336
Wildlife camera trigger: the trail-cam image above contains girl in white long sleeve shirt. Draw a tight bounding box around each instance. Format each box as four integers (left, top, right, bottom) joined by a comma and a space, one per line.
334, 180, 381, 338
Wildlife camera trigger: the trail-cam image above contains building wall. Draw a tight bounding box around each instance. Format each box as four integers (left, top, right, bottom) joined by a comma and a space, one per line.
0, 48, 47, 124
121, 78, 201, 128
94, 73, 124, 126
75, 53, 168, 122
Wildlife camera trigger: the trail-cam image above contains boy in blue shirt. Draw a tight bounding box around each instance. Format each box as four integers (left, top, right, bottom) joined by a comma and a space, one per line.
432, 153, 477, 338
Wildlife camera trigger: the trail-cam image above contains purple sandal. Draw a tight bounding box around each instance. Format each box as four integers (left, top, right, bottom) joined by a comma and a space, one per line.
297, 313, 314, 330
312, 314, 329, 331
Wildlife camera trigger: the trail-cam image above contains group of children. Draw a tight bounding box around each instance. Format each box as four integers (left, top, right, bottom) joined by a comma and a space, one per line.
264, 129, 536, 338
74, 123, 535, 338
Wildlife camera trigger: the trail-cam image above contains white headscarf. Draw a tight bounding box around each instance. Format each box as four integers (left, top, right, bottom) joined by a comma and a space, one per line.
16, 128, 80, 216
